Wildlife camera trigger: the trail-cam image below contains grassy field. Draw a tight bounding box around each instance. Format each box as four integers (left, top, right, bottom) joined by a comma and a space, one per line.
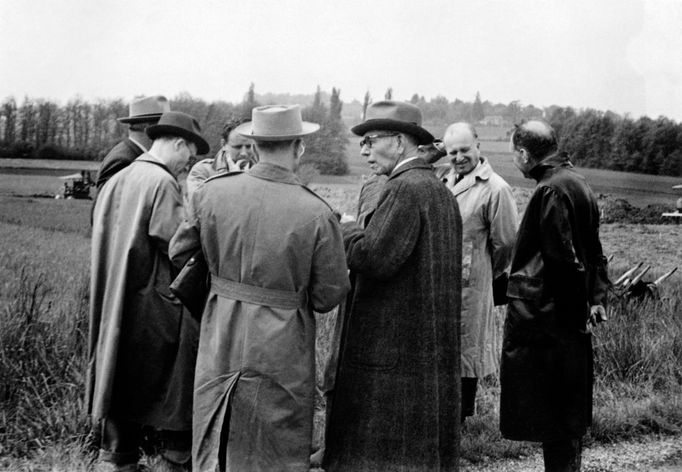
0, 179, 680, 470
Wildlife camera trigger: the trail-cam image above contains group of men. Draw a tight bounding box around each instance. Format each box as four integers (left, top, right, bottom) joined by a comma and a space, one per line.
88, 96, 609, 472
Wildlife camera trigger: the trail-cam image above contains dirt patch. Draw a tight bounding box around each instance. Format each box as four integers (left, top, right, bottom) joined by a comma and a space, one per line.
598, 194, 679, 224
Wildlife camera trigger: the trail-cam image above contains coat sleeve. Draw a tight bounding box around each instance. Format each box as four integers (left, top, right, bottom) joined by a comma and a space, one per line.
536, 186, 590, 319
309, 212, 351, 313
487, 181, 518, 304
487, 181, 519, 280
169, 186, 203, 270
343, 180, 421, 280
148, 179, 185, 257
587, 200, 610, 308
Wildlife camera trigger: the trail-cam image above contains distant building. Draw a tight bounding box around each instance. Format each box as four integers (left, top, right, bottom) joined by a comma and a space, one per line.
479, 115, 505, 126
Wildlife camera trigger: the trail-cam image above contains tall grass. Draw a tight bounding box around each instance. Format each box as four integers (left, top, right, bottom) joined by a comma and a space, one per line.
0, 267, 91, 456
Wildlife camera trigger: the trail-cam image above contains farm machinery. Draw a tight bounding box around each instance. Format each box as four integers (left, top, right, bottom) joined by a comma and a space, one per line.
611, 261, 678, 301
58, 170, 94, 199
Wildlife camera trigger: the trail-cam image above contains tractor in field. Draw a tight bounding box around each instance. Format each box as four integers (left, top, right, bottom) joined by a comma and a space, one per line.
59, 170, 94, 199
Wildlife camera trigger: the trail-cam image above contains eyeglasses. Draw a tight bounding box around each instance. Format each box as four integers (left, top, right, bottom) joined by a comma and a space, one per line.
359, 133, 399, 149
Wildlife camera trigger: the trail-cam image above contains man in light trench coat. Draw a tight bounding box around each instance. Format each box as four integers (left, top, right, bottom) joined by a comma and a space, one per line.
169, 104, 350, 472
435, 122, 518, 421
88, 111, 209, 471
324, 101, 463, 471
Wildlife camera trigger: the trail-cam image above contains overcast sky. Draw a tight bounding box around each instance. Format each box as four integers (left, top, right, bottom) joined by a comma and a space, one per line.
1, 0, 681, 120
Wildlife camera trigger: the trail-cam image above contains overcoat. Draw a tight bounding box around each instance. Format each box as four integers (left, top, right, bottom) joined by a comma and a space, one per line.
500, 153, 610, 442
435, 157, 518, 377
95, 138, 144, 190
87, 155, 198, 430
169, 162, 350, 472
324, 158, 463, 472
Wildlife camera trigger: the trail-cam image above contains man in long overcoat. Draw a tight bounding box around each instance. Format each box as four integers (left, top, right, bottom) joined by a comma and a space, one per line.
95, 95, 170, 190
169, 105, 350, 472
324, 101, 463, 471
436, 122, 518, 421
88, 111, 209, 472
501, 120, 610, 471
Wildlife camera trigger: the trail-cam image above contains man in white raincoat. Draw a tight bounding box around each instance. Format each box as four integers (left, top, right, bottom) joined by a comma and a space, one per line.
88, 111, 209, 472
437, 122, 519, 421
170, 104, 350, 472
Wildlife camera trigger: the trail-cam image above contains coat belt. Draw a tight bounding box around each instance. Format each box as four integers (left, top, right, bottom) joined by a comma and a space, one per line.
210, 274, 307, 310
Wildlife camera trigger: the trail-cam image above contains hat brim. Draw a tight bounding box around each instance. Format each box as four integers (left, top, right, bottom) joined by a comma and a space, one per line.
351, 119, 434, 145
117, 113, 164, 124
146, 124, 210, 155
234, 121, 320, 141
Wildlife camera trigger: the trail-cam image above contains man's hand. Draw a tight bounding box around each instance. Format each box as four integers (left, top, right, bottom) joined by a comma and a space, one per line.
586, 304, 607, 332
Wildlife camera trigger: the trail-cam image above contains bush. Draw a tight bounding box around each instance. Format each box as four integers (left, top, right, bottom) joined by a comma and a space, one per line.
0, 268, 90, 456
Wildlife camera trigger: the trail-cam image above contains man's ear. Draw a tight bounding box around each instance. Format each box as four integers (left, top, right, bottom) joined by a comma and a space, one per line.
517, 147, 528, 163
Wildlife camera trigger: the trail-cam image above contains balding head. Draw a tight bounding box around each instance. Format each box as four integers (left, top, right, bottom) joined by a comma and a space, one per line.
510, 120, 558, 161
444, 122, 480, 176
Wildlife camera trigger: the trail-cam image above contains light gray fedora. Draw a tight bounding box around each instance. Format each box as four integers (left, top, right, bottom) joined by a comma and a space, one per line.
118, 95, 170, 124
235, 105, 320, 141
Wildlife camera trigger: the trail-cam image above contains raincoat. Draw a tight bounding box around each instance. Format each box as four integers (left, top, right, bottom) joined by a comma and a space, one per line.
88, 155, 198, 430
435, 157, 518, 377
324, 158, 462, 472
500, 153, 610, 442
169, 162, 350, 472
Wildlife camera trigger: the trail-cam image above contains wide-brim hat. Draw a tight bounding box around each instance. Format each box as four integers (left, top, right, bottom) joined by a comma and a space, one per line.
351, 100, 434, 145
235, 105, 319, 141
118, 95, 170, 124
146, 111, 210, 155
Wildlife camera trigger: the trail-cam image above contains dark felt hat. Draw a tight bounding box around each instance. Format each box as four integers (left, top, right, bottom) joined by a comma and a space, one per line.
117, 95, 170, 124
351, 100, 434, 145
146, 111, 210, 155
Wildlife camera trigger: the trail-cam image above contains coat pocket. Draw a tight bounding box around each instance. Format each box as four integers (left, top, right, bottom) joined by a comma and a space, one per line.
507, 274, 544, 301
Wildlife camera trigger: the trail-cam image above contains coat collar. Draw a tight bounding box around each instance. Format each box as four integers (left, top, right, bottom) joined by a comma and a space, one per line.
529, 152, 573, 182
447, 156, 493, 196
248, 161, 302, 186
387, 157, 431, 181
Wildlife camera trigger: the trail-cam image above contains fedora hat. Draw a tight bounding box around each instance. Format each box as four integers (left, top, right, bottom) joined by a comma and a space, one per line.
351, 100, 434, 145
235, 105, 320, 141
146, 111, 210, 155
118, 95, 170, 124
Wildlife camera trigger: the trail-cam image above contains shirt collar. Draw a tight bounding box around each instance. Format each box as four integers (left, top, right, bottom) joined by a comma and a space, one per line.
392, 155, 420, 174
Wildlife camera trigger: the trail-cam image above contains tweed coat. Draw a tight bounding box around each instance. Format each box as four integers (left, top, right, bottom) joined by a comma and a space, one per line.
169, 162, 350, 472
435, 157, 518, 378
88, 155, 198, 430
95, 138, 144, 190
500, 153, 610, 442
324, 158, 463, 472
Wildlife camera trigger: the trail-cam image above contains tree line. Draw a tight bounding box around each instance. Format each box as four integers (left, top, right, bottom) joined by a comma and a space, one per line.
0, 84, 349, 175
2, 88, 681, 177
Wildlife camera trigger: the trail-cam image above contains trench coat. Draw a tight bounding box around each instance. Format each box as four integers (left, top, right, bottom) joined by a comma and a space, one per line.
87, 155, 198, 430
500, 153, 610, 442
324, 158, 463, 472
435, 157, 518, 378
169, 162, 350, 472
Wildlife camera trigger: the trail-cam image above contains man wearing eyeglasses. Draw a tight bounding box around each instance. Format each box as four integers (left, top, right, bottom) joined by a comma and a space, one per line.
324, 101, 463, 471
89, 111, 208, 472
186, 117, 257, 200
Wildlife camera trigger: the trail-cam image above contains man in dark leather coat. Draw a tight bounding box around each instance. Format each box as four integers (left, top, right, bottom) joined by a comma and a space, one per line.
501, 120, 610, 472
